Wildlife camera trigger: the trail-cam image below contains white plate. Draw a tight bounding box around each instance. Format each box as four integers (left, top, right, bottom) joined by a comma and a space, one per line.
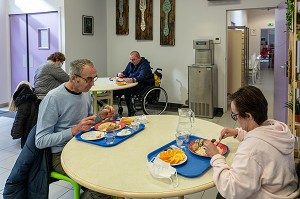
116, 129, 132, 137
80, 131, 105, 141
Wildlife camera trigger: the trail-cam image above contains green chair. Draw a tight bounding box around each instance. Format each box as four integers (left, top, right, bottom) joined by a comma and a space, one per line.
50, 171, 81, 199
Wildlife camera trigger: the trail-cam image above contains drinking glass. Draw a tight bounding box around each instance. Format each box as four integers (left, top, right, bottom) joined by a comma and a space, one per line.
105, 131, 116, 144
175, 132, 186, 149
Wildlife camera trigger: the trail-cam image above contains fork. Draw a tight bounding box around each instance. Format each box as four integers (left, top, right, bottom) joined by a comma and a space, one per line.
216, 134, 226, 146
139, 0, 146, 31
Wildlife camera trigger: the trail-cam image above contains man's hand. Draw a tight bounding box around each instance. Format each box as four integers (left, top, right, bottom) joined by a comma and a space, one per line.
71, 115, 96, 136
99, 105, 115, 119
117, 72, 124, 78
124, 78, 134, 83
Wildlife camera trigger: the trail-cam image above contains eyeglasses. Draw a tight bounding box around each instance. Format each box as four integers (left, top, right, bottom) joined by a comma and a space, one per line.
74, 74, 98, 83
231, 112, 239, 121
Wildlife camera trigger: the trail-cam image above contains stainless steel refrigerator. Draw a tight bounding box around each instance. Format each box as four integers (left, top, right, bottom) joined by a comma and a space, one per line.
188, 65, 218, 118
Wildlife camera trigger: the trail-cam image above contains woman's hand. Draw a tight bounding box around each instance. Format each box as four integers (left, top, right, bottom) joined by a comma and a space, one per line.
71, 115, 97, 135
204, 141, 220, 157
220, 127, 238, 139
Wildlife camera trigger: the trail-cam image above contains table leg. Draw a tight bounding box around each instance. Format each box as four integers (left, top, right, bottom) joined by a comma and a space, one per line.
178, 196, 184, 199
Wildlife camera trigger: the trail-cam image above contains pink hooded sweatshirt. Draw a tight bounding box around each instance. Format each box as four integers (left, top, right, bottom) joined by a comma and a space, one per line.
210, 119, 300, 199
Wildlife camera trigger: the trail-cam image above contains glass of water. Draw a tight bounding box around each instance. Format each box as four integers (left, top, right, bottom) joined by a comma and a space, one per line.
175, 132, 186, 149
105, 131, 116, 144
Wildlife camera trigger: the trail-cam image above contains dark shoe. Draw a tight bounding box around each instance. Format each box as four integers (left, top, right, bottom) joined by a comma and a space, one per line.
81, 189, 111, 199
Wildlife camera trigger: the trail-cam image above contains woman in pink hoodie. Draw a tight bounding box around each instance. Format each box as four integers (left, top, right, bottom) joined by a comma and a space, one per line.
205, 86, 300, 199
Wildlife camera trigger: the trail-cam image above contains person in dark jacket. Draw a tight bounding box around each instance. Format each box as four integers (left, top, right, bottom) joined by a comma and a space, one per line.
3, 125, 52, 199
116, 51, 153, 116
10, 82, 38, 148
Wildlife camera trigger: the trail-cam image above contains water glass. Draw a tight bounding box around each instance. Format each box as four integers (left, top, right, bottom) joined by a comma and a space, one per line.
131, 121, 140, 131
175, 132, 186, 149
105, 131, 116, 144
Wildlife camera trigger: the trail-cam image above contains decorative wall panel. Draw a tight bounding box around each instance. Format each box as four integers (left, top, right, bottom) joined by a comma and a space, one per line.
160, 0, 175, 45
116, 0, 129, 35
135, 0, 153, 40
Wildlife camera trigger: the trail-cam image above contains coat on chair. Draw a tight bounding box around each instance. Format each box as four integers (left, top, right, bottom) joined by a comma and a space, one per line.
10, 83, 38, 148
3, 125, 52, 199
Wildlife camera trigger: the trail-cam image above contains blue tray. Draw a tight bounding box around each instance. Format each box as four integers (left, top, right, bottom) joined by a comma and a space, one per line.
147, 135, 229, 178
75, 124, 145, 147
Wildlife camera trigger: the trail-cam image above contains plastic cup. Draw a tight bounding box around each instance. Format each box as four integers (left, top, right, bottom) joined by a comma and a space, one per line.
105, 131, 115, 144
131, 121, 140, 131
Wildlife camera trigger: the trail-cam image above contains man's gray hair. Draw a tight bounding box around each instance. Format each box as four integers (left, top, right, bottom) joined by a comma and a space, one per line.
69, 59, 94, 76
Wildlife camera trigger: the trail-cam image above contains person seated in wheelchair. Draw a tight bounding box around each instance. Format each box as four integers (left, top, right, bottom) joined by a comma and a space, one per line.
115, 51, 153, 116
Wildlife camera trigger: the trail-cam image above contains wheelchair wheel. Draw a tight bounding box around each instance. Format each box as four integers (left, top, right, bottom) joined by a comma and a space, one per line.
142, 87, 168, 115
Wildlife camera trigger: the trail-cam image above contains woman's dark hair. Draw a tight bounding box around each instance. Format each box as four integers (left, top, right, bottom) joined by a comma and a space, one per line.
229, 85, 268, 125
47, 52, 66, 62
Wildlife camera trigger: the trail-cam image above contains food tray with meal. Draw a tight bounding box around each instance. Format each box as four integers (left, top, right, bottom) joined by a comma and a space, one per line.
75, 120, 145, 147
147, 135, 229, 178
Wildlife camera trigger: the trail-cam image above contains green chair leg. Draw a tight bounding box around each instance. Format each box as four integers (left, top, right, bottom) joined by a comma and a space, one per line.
50, 171, 81, 199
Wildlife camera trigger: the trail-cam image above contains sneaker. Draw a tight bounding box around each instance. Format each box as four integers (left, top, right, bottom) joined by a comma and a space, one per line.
81, 189, 111, 199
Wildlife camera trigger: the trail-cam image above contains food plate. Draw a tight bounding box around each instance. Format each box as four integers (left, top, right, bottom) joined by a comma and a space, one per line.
116, 81, 127, 86
80, 131, 105, 141
116, 78, 127, 86
116, 129, 132, 137
188, 139, 227, 157
158, 150, 188, 166
94, 121, 126, 132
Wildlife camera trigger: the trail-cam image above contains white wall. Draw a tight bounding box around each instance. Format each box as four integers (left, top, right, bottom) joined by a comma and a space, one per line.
106, 0, 281, 112
227, 10, 248, 26
0, 0, 10, 105
248, 9, 275, 58
64, 0, 107, 76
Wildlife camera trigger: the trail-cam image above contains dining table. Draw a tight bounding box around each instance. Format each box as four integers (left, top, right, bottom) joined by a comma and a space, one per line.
61, 115, 239, 198
90, 77, 138, 114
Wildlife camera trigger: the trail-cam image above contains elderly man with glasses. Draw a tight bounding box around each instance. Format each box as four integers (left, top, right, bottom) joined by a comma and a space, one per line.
35, 59, 114, 199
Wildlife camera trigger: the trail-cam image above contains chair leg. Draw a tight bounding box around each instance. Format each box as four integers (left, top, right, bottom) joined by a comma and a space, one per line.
50, 171, 81, 199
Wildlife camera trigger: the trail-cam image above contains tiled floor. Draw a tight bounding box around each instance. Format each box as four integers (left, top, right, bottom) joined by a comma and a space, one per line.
0, 62, 274, 199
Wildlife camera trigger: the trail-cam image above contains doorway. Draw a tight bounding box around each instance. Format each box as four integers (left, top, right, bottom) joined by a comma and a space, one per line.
260, 28, 275, 68
226, 8, 279, 119
9, 11, 59, 93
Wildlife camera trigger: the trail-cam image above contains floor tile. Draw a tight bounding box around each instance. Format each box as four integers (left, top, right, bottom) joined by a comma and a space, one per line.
0, 150, 18, 162
49, 183, 71, 199
0, 154, 18, 170
0, 170, 10, 193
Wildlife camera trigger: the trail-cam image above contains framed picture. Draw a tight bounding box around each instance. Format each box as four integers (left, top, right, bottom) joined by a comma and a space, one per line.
82, 15, 94, 35
250, 29, 256, 36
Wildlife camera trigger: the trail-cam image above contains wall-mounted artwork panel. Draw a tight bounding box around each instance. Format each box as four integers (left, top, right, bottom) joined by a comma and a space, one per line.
160, 0, 175, 45
135, 0, 153, 40
116, 0, 129, 35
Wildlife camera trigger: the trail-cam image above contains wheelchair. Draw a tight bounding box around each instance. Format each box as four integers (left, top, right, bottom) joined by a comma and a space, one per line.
117, 68, 168, 115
